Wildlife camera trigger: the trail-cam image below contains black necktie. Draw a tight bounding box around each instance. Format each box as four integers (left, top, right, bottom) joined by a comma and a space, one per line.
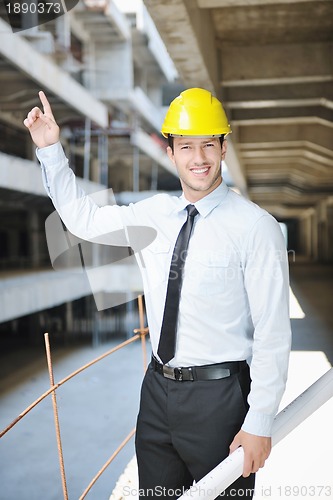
157, 204, 199, 364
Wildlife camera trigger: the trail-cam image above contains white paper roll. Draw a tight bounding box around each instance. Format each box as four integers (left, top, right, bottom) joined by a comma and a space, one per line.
178, 367, 333, 500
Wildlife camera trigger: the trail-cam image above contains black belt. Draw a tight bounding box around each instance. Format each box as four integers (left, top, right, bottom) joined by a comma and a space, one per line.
151, 356, 247, 382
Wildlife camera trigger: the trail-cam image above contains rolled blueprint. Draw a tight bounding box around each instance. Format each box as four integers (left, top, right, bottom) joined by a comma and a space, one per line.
178, 367, 333, 499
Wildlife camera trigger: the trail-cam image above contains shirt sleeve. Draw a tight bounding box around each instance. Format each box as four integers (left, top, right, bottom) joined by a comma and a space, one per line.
241, 214, 292, 437
36, 142, 138, 245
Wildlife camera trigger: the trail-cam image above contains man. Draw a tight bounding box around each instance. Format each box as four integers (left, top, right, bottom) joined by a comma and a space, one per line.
24, 88, 291, 499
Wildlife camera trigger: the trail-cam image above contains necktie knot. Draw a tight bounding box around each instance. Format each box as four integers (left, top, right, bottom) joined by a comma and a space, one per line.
186, 204, 198, 218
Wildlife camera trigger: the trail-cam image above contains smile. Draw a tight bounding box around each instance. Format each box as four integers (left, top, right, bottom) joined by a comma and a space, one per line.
190, 167, 210, 175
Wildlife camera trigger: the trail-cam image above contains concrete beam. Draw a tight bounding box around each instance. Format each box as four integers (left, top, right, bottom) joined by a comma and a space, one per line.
254, 205, 308, 219
238, 140, 333, 161
104, 0, 131, 40
0, 151, 109, 197
224, 81, 333, 106
143, 0, 217, 91
0, 152, 45, 197
99, 86, 164, 133
73, 0, 130, 41
237, 123, 333, 152
219, 43, 333, 83
245, 159, 332, 178
130, 87, 164, 132
233, 116, 333, 130
0, 18, 108, 128
0, 269, 90, 323
249, 185, 326, 201
228, 98, 333, 111
115, 0, 178, 82
225, 138, 248, 197
222, 75, 333, 88
130, 129, 176, 175
230, 105, 333, 123
0, 263, 142, 323
246, 164, 333, 186
0, 110, 29, 130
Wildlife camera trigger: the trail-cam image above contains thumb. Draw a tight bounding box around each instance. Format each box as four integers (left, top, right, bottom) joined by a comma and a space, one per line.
229, 435, 241, 454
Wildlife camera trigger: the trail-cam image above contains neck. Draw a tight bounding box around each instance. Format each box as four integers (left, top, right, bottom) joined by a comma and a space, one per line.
182, 177, 222, 203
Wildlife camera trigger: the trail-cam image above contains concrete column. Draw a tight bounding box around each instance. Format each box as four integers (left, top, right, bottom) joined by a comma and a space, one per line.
98, 134, 108, 187
83, 118, 91, 181
28, 312, 42, 346
89, 41, 133, 96
92, 311, 100, 348
147, 85, 162, 107
327, 203, 333, 263
150, 161, 158, 191
317, 199, 333, 263
133, 145, 140, 192
311, 212, 319, 262
125, 292, 136, 339
8, 229, 20, 267
66, 301, 74, 333
298, 213, 311, 261
21, 0, 38, 31
316, 199, 328, 263
83, 40, 97, 91
28, 210, 40, 268
306, 215, 312, 259
55, 15, 71, 50
91, 158, 100, 184
312, 196, 333, 263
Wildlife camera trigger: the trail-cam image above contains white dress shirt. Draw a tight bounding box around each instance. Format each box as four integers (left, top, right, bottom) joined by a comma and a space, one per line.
37, 142, 292, 437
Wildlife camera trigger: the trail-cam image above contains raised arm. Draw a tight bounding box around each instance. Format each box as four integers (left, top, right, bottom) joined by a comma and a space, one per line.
24, 91, 60, 149
23, 92, 138, 244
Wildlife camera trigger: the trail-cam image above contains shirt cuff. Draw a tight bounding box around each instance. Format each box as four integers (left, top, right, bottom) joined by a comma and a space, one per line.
241, 410, 275, 437
36, 141, 66, 166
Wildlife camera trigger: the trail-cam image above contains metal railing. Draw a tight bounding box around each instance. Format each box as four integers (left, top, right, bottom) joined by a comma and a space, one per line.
0, 295, 149, 499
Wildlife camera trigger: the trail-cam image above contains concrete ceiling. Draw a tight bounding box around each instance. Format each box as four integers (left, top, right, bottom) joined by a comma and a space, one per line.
143, 0, 333, 219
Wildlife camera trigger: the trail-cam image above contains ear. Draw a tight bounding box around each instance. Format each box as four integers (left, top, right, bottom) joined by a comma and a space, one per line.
221, 139, 227, 161
167, 145, 176, 166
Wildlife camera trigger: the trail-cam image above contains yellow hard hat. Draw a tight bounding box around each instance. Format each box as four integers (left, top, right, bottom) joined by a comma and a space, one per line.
161, 88, 231, 138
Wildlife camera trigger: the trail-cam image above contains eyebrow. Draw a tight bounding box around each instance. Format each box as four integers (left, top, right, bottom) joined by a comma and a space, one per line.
177, 139, 217, 146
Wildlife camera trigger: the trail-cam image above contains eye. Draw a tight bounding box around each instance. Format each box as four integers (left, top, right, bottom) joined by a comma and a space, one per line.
180, 145, 190, 150
204, 142, 215, 148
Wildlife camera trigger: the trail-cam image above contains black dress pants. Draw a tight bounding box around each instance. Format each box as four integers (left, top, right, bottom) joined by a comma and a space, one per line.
135, 361, 255, 499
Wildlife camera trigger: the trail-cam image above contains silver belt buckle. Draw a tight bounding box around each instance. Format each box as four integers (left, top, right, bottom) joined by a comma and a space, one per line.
163, 365, 176, 380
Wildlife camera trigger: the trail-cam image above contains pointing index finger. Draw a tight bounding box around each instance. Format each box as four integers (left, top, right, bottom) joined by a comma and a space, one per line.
39, 90, 54, 118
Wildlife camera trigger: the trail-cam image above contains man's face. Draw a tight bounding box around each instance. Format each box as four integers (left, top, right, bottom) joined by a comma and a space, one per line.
167, 136, 227, 202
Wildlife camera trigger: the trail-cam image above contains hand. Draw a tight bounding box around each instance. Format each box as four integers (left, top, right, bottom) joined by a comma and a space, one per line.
229, 430, 271, 477
23, 91, 60, 149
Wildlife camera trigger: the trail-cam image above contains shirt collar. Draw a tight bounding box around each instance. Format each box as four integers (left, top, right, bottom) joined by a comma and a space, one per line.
177, 181, 229, 218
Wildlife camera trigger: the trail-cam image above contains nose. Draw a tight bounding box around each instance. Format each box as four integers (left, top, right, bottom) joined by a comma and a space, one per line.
193, 146, 207, 165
